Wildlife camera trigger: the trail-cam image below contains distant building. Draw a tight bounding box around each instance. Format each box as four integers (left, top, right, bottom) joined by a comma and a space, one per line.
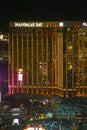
8, 21, 87, 97
0, 33, 8, 95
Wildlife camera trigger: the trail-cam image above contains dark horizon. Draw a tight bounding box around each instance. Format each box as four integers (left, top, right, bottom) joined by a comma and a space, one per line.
0, 0, 87, 32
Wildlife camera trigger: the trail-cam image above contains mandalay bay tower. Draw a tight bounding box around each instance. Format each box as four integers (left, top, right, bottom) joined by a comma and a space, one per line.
8, 21, 87, 97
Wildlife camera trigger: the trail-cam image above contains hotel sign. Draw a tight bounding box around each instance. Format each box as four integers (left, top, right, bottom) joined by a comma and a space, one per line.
15, 22, 43, 27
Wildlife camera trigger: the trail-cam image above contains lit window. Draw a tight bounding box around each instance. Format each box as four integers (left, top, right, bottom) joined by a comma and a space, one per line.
18, 73, 23, 81
0, 35, 3, 39
59, 22, 63, 27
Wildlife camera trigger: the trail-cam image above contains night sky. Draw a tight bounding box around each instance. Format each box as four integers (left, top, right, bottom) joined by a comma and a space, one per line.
0, 0, 87, 31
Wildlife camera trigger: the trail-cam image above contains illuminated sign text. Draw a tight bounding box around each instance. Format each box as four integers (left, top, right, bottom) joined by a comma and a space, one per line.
15, 22, 43, 27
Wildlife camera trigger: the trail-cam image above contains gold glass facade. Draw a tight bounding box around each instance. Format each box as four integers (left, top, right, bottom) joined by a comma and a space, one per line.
8, 21, 87, 97
73, 26, 87, 96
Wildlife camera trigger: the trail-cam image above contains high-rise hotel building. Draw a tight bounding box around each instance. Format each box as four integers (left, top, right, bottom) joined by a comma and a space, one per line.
8, 21, 87, 97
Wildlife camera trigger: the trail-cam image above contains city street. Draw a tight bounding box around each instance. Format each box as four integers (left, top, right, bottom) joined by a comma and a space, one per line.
0, 94, 87, 129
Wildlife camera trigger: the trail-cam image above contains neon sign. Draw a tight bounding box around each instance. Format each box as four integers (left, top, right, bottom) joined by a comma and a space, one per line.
15, 22, 43, 27
24, 126, 45, 130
